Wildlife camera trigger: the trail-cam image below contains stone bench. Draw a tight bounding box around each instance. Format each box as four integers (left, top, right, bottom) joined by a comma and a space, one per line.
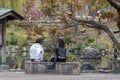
25, 61, 80, 75
55, 62, 80, 75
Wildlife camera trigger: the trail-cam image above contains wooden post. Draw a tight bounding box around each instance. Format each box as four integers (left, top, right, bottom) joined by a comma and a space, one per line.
1, 19, 6, 63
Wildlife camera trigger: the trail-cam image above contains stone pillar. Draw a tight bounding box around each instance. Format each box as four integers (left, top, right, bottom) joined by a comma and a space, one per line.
1, 19, 6, 63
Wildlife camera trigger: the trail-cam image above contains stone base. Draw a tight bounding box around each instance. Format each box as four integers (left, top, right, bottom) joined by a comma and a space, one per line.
81, 70, 97, 73
0, 64, 10, 71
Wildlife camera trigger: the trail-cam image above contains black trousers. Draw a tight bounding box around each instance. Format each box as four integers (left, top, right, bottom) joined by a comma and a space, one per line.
30, 59, 34, 62
57, 58, 66, 62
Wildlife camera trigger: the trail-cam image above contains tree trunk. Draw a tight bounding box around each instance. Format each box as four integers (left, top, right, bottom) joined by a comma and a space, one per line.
103, 25, 120, 50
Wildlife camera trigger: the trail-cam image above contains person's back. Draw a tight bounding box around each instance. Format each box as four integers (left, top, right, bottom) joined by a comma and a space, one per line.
55, 38, 66, 62
29, 38, 44, 62
56, 46, 66, 58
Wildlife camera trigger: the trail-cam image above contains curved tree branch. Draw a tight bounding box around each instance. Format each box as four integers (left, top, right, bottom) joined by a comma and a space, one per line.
68, 14, 120, 50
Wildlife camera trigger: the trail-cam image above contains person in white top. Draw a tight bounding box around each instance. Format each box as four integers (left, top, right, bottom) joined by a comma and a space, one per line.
29, 38, 44, 62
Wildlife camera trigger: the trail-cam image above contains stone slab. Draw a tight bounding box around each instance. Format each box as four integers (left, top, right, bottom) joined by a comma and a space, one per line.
25, 61, 80, 75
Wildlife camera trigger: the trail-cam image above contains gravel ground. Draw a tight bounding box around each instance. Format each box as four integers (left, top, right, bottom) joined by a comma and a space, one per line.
0, 71, 120, 80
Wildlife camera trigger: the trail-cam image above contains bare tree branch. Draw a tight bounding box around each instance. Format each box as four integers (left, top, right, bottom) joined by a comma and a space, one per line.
69, 14, 109, 30
67, 14, 120, 50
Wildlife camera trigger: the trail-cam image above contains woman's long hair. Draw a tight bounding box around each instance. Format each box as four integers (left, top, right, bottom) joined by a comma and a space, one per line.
58, 38, 65, 48
36, 38, 42, 44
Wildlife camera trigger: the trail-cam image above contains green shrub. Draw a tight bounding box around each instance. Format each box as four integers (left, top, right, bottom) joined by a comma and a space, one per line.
66, 54, 79, 62
63, 35, 71, 45
9, 34, 18, 45
44, 52, 52, 61
87, 37, 95, 43
17, 56, 23, 68
76, 42, 83, 49
7, 33, 18, 46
